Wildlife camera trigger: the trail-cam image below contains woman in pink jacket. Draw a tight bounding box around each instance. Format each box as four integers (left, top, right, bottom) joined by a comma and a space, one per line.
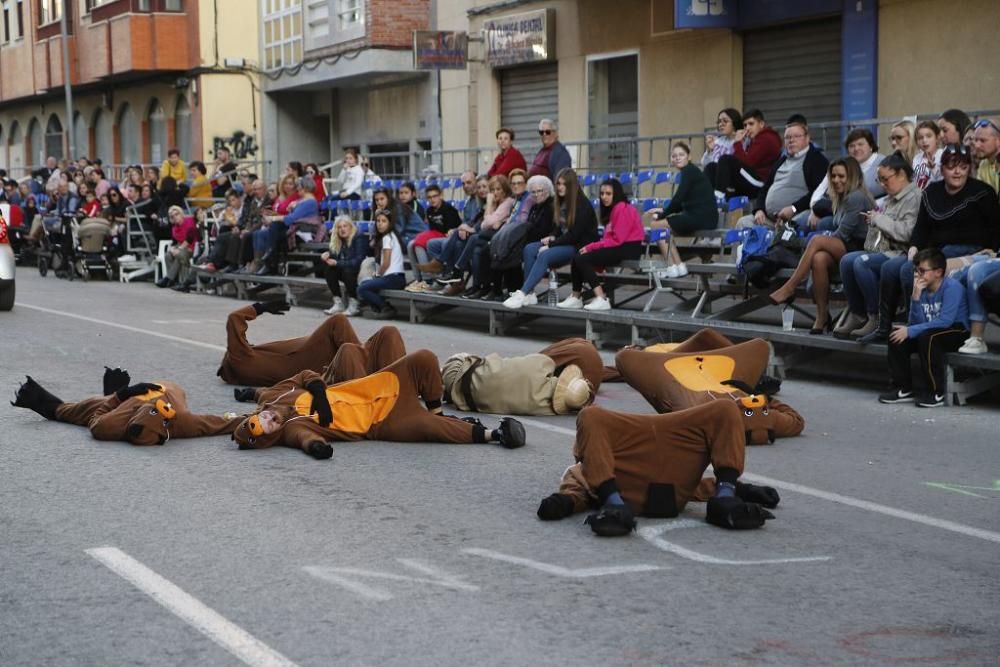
558, 178, 645, 311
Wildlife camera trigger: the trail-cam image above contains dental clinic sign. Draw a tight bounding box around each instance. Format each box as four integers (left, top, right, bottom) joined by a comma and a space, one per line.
484, 9, 556, 68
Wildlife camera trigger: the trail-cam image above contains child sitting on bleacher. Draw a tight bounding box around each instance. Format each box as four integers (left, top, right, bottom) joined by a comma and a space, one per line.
357, 209, 406, 320
322, 216, 368, 316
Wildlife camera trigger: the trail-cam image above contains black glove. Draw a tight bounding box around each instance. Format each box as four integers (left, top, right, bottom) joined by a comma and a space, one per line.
537, 493, 575, 521
706, 495, 774, 530
103, 366, 131, 396
735, 482, 780, 509
116, 383, 162, 402
252, 300, 290, 316
306, 380, 332, 427
233, 387, 257, 403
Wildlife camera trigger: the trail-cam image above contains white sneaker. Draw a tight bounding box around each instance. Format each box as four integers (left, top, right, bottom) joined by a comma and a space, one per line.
324, 297, 345, 315
584, 295, 611, 311
674, 262, 689, 278
958, 336, 988, 354
503, 290, 526, 309
522, 292, 538, 306
344, 298, 360, 316
662, 264, 680, 279
557, 295, 584, 309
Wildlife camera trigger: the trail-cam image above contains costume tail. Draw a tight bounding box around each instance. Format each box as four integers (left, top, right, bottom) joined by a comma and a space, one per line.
11, 376, 64, 420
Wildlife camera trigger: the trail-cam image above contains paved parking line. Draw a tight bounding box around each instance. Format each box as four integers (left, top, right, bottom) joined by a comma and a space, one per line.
24, 303, 1000, 546
87, 547, 298, 667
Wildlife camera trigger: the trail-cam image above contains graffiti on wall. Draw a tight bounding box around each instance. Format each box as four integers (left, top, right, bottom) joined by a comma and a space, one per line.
212, 130, 258, 159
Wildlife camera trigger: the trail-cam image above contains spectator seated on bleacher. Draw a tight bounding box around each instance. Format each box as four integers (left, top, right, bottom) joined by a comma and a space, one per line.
434, 176, 488, 291
800, 128, 886, 233
878, 248, 970, 408
558, 178, 644, 311
835, 153, 921, 340
972, 118, 1000, 193
768, 157, 874, 333
396, 182, 428, 243
210, 147, 237, 200
156, 176, 187, 226
937, 108, 972, 147
329, 149, 365, 211
357, 209, 406, 320
155, 206, 198, 290
257, 177, 322, 276
452, 175, 515, 299
406, 183, 464, 288
187, 161, 213, 209
305, 163, 327, 200
710, 109, 782, 199
26, 180, 78, 245
889, 120, 917, 165
159, 148, 186, 189
196, 189, 245, 273
913, 121, 944, 189
648, 142, 719, 278
701, 108, 742, 180
252, 175, 299, 275
945, 251, 1000, 355
737, 119, 829, 231
503, 168, 598, 310
528, 118, 572, 180
234, 179, 271, 273
488, 127, 528, 177
859, 144, 1000, 344
321, 216, 368, 317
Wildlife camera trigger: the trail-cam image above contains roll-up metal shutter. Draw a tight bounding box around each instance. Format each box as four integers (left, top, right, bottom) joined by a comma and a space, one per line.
742, 17, 842, 150
500, 62, 559, 146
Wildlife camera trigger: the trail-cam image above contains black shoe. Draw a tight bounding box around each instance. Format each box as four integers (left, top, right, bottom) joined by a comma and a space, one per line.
461, 285, 484, 298
496, 417, 525, 449
436, 270, 463, 285
585, 502, 636, 537
479, 289, 500, 301
858, 328, 889, 345
155, 277, 174, 288
878, 388, 914, 404
307, 442, 334, 460
254, 265, 272, 276
171, 282, 192, 293
916, 393, 945, 408
370, 306, 397, 320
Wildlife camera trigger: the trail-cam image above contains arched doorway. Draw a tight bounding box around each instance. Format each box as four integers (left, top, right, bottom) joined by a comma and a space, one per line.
93, 109, 112, 164
117, 103, 139, 164
146, 98, 167, 164
8, 121, 24, 175
45, 114, 64, 160
174, 95, 192, 161
27, 117, 43, 167
73, 111, 88, 159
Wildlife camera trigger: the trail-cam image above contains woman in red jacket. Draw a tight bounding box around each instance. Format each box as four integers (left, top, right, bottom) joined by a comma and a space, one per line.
487, 127, 528, 177
557, 178, 645, 311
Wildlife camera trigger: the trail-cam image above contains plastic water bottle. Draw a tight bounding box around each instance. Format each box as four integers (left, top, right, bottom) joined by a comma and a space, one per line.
547, 269, 559, 306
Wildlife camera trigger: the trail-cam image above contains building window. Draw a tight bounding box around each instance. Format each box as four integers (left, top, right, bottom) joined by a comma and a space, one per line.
263, 0, 303, 71
39, 0, 62, 25
2, 2, 11, 42
165, 0, 181, 10
15, 0, 22, 36
304, 0, 364, 51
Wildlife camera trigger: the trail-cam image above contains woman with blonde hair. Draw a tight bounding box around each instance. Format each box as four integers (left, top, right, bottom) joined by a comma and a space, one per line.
888, 120, 917, 164
321, 215, 369, 315
768, 157, 874, 333
155, 205, 198, 289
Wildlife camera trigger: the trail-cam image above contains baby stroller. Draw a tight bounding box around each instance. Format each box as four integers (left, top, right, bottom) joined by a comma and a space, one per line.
72, 218, 118, 281
35, 214, 75, 278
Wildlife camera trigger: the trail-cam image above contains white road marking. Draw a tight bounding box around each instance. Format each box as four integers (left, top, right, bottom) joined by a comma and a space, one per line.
29, 302, 1000, 545
638, 519, 832, 565
461, 548, 664, 577
86, 547, 298, 667
18, 303, 227, 352
304, 560, 479, 601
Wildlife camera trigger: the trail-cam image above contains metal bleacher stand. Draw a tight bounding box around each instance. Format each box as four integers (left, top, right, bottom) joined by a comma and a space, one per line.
118, 207, 159, 283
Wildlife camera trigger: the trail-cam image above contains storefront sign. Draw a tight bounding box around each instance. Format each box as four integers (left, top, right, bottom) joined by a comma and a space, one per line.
413, 31, 468, 70
674, 0, 738, 29
484, 9, 555, 68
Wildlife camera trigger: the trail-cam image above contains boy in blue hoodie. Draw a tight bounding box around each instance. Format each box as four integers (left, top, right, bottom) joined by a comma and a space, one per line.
880, 247, 969, 407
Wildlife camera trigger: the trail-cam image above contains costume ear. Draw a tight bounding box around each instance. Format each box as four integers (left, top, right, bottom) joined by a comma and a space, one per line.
721, 378, 754, 394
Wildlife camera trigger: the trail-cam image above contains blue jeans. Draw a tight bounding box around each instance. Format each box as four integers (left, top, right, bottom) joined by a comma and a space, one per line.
426, 236, 446, 260
840, 250, 890, 315
439, 232, 469, 270
951, 257, 1000, 322
357, 272, 405, 310
521, 242, 577, 293
252, 228, 271, 255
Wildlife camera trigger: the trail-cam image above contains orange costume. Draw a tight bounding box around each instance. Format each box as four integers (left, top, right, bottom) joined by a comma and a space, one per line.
233, 350, 526, 458
614, 328, 803, 445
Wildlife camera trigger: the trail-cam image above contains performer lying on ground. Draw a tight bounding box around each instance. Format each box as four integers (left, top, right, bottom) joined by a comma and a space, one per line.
537, 401, 780, 536
537, 338, 617, 395
216, 300, 361, 387
232, 350, 526, 459
12, 367, 241, 446
614, 328, 803, 444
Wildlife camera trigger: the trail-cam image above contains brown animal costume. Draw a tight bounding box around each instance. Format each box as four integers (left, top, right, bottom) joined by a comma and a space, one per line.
246, 326, 407, 405
233, 350, 526, 458
537, 401, 779, 535
216, 301, 361, 386
614, 328, 803, 445
12, 370, 241, 446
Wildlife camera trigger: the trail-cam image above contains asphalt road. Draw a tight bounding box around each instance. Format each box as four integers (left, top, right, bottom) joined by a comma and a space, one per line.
2, 271, 998, 667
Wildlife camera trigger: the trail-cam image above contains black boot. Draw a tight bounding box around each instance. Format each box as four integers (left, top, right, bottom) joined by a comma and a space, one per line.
857, 313, 891, 344
11, 376, 64, 420
860, 274, 900, 344
495, 417, 526, 449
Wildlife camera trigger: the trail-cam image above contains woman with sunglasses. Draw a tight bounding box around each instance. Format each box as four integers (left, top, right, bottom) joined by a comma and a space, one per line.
305, 163, 326, 200
888, 121, 917, 165
859, 144, 1000, 344
834, 153, 920, 339
972, 118, 1000, 193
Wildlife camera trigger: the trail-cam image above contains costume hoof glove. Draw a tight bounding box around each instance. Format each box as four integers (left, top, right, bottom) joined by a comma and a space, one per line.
585, 503, 636, 537
706, 496, 774, 530
233, 387, 257, 403
497, 417, 526, 449
735, 482, 780, 509
103, 367, 131, 396
307, 442, 334, 460
306, 380, 333, 426
537, 493, 575, 521
252, 300, 291, 316
116, 383, 162, 401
